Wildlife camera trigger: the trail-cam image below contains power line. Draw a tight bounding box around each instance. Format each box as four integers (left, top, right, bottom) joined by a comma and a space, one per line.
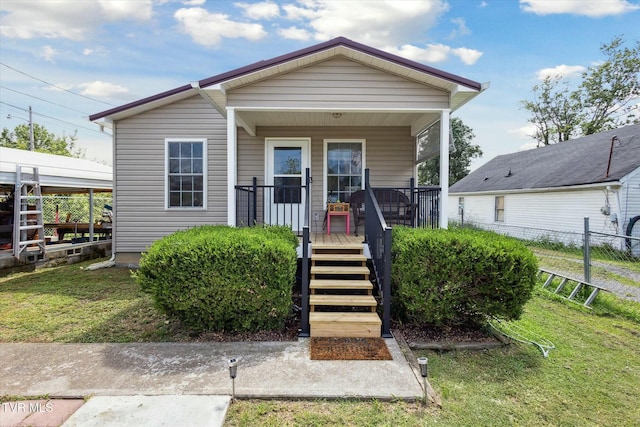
0, 85, 89, 115
0, 101, 109, 136
0, 62, 116, 107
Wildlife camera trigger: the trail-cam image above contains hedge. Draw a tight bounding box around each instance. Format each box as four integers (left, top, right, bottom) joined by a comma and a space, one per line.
135, 225, 298, 333
392, 226, 538, 326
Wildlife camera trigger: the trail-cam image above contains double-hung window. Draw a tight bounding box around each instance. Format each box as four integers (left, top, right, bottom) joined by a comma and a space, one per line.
324, 140, 365, 204
494, 196, 504, 222
166, 139, 206, 209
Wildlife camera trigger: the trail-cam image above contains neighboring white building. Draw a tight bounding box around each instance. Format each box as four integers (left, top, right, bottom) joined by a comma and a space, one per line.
448, 124, 640, 248
0, 147, 112, 194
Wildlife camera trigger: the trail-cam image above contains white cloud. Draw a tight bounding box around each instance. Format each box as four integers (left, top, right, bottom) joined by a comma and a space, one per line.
40, 45, 58, 62
97, 0, 153, 21
519, 141, 539, 151
182, 0, 206, 5
83, 46, 109, 57
449, 17, 470, 39
536, 64, 586, 80
479, 1, 488, 7
282, 0, 449, 47
236, 1, 280, 20
391, 43, 483, 65
174, 7, 267, 47
520, 0, 640, 17
78, 81, 130, 99
278, 26, 312, 41
0, 0, 153, 40
278, 1, 480, 65
452, 47, 483, 65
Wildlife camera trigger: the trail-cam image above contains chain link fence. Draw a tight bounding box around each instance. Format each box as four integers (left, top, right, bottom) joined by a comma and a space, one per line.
455, 219, 640, 303
42, 194, 112, 240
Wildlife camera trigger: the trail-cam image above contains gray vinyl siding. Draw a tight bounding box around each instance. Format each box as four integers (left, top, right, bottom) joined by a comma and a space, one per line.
238, 126, 415, 233
114, 95, 227, 253
228, 57, 449, 110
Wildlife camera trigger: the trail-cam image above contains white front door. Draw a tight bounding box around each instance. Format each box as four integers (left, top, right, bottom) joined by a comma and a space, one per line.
265, 138, 310, 232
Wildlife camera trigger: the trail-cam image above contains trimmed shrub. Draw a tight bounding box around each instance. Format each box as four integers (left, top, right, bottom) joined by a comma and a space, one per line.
135, 225, 298, 333
392, 226, 538, 326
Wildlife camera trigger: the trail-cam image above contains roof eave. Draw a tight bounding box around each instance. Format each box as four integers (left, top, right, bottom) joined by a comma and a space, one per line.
90, 37, 484, 122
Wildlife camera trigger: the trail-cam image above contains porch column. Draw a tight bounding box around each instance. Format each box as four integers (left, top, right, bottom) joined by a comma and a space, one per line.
439, 109, 450, 229
226, 107, 237, 226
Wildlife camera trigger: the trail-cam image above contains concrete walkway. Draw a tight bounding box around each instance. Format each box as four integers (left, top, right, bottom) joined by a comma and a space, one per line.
1, 338, 424, 426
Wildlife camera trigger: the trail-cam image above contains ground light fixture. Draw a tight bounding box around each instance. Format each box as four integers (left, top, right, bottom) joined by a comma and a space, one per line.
417, 357, 428, 407
228, 358, 238, 402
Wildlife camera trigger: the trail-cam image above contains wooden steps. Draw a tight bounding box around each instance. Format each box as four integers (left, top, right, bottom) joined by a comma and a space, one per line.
308, 242, 381, 337
309, 312, 381, 337
310, 279, 373, 293
309, 295, 377, 311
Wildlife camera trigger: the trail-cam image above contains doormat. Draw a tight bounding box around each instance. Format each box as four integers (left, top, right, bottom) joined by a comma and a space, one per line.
310, 337, 393, 360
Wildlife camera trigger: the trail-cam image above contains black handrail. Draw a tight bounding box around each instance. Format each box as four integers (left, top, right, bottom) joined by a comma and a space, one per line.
299, 168, 311, 337
364, 169, 392, 338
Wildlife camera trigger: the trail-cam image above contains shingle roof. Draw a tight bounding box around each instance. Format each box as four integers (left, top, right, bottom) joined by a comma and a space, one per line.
449, 124, 640, 194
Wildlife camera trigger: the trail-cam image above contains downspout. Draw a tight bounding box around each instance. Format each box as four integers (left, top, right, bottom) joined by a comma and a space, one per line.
108, 120, 116, 263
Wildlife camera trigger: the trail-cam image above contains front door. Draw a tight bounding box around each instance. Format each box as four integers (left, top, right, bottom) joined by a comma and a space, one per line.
265, 138, 310, 232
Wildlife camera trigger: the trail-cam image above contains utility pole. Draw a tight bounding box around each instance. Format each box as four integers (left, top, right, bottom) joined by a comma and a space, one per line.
29, 106, 34, 151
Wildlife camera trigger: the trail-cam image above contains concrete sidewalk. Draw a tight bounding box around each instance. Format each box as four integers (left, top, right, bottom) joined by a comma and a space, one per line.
1, 338, 424, 426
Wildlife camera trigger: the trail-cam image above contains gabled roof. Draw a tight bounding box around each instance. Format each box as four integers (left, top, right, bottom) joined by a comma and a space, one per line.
90, 36, 484, 122
450, 124, 640, 194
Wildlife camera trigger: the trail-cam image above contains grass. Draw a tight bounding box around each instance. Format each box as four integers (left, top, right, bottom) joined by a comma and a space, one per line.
225, 290, 640, 426
533, 248, 640, 288
0, 258, 181, 342
2, 257, 639, 425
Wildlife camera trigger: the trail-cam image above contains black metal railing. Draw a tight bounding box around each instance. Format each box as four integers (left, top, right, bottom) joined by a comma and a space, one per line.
364, 169, 392, 338
371, 179, 440, 229
299, 168, 311, 337
235, 170, 310, 235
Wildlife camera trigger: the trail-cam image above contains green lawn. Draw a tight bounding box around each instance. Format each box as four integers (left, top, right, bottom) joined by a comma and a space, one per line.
1, 258, 639, 426
224, 291, 640, 426
0, 259, 180, 342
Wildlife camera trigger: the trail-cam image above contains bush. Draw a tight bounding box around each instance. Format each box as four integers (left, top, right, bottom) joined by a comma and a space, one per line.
135, 225, 298, 333
392, 226, 538, 326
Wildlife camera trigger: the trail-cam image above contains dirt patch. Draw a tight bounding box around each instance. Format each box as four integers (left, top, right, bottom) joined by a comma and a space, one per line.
393, 321, 496, 344
186, 313, 301, 342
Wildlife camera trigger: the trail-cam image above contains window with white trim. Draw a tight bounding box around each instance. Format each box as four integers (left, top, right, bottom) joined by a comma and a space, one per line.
166, 139, 206, 208
325, 140, 364, 204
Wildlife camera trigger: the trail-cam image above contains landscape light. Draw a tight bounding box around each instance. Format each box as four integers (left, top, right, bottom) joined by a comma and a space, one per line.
228, 358, 238, 402
417, 357, 429, 407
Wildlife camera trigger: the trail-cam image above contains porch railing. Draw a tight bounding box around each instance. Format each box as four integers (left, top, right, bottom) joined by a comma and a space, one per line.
371, 179, 440, 229
364, 169, 392, 338
235, 171, 310, 235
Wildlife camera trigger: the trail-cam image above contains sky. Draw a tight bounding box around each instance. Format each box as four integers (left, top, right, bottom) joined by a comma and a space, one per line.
1, 0, 639, 169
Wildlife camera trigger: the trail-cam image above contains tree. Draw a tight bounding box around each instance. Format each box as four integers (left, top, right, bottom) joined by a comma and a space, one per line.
522, 36, 640, 146
521, 76, 582, 145
0, 123, 84, 157
580, 36, 640, 135
418, 117, 482, 186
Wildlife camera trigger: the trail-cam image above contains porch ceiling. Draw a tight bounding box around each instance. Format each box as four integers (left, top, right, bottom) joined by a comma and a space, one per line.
236, 110, 440, 134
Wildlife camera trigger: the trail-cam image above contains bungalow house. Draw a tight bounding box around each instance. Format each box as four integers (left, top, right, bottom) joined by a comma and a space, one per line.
90, 37, 487, 337
448, 124, 640, 249
90, 36, 487, 266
